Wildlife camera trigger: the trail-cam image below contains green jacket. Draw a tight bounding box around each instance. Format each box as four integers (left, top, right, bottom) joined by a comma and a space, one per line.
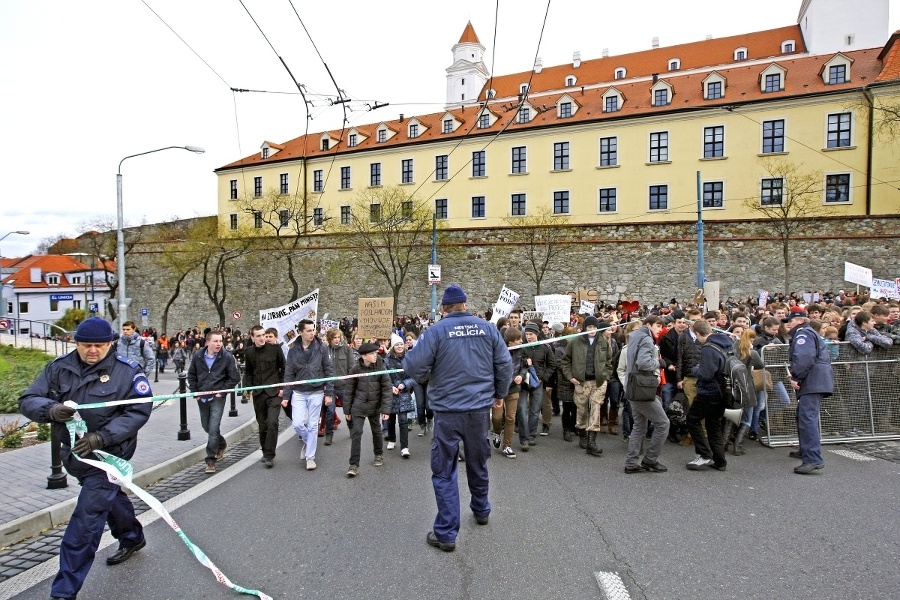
562, 334, 613, 384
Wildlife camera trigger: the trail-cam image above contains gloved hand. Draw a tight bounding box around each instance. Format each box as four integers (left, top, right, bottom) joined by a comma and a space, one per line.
72, 432, 104, 456
48, 404, 76, 423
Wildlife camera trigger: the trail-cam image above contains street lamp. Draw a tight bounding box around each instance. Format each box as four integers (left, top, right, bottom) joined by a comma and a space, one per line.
0, 230, 29, 318
116, 146, 204, 333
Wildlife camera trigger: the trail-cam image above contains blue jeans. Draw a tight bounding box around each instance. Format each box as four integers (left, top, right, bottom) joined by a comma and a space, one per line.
197, 397, 226, 464
742, 389, 767, 429
660, 380, 677, 410
431, 410, 491, 543
52, 470, 144, 599
517, 385, 542, 443
292, 390, 324, 460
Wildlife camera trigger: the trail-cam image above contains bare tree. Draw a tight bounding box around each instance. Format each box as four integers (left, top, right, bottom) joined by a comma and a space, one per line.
501, 208, 571, 295
75, 216, 142, 323
193, 219, 255, 326
742, 158, 828, 294
149, 219, 205, 334
35, 233, 73, 254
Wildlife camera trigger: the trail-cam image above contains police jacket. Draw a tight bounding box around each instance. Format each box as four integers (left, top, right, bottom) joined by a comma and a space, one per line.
403, 311, 512, 412
561, 334, 612, 385
18, 347, 152, 478
344, 356, 392, 417
187, 348, 240, 399
788, 323, 834, 396
243, 343, 285, 398
283, 337, 335, 397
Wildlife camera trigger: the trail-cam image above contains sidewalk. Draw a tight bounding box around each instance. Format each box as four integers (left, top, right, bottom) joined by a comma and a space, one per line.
0, 367, 257, 547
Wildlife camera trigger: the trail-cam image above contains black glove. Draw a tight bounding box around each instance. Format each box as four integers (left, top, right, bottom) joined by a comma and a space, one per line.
48, 404, 76, 423
72, 432, 104, 456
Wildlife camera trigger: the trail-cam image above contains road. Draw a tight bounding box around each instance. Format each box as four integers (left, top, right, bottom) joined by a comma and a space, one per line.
9, 422, 900, 600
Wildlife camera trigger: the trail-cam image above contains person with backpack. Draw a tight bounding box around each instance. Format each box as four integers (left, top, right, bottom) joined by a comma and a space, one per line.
117, 321, 155, 373
685, 320, 730, 471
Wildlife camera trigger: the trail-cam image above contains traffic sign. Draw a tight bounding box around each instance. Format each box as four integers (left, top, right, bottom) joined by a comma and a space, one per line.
232, 310, 242, 320
0, 319, 10, 332
428, 264, 441, 285
141, 307, 149, 317
89, 302, 99, 315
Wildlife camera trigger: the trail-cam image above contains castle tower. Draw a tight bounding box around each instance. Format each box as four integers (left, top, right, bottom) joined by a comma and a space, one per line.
445, 21, 490, 109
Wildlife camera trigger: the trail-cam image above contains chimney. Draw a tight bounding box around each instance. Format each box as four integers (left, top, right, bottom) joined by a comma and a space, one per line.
602, 48, 609, 58
399, 114, 404, 122
706, 34, 713, 40
652, 36, 659, 49
534, 57, 543, 73
652, 73, 659, 83
573, 51, 582, 68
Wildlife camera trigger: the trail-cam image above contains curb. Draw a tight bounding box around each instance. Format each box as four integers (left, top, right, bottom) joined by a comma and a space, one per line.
0, 416, 258, 549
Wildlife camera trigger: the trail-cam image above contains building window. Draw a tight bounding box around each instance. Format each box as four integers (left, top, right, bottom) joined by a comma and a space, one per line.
254, 176, 262, 197
598, 188, 617, 212
369, 204, 382, 223
340, 205, 351, 225
827, 113, 852, 148
471, 196, 486, 218
511, 193, 527, 216
313, 207, 324, 226
19, 302, 29, 314
443, 119, 453, 134
50, 299, 60, 312
472, 151, 486, 177
783, 42, 794, 52
401, 201, 413, 218
279, 173, 289, 195
649, 185, 668, 210
761, 178, 784, 205
706, 81, 722, 100
71, 276, 82, 285
313, 170, 323, 192
262, 148, 269, 159
511, 146, 527, 174
478, 113, 490, 129
828, 64, 847, 84
762, 119, 785, 153
435, 198, 448, 220
73, 300, 82, 310
377, 129, 386, 143
703, 126, 724, 158
435, 155, 448, 180
278, 210, 289, 227
346, 134, 356, 148
553, 142, 570, 170
566, 76, 575, 86
604, 95, 619, 112
599, 136, 617, 167
253, 211, 262, 229
370, 163, 381, 186
518, 107, 530, 123
229, 179, 237, 200
229, 213, 238, 230
650, 132, 669, 162
340, 166, 351, 189
764, 73, 781, 93
559, 102, 572, 118
669, 59, 680, 71
735, 48, 747, 61
520, 83, 529, 95
402, 159, 414, 184
321, 139, 329, 151
47, 275, 59, 285
615, 68, 625, 79
703, 181, 724, 208
825, 174, 851, 202
409, 124, 419, 138
553, 191, 570, 215
653, 89, 669, 106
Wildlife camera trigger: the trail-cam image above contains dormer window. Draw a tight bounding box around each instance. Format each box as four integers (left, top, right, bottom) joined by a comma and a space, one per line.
602, 87, 624, 113
443, 119, 453, 133
348, 134, 357, 147
828, 64, 847, 84
760, 63, 787, 93
668, 58, 680, 71
47, 274, 60, 286
520, 83, 529, 95
653, 89, 669, 106
262, 147, 269, 159
377, 129, 386, 143
478, 112, 491, 129
614, 68, 626, 80
734, 47, 748, 61
409, 124, 419, 138
703, 73, 725, 100
782, 40, 795, 53
518, 107, 530, 123
566, 76, 575, 86
322, 139, 330, 151
764, 73, 782, 92
559, 101, 572, 118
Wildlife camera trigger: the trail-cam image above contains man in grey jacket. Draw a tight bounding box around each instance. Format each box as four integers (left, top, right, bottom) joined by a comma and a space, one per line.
117, 321, 155, 373
623, 315, 670, 474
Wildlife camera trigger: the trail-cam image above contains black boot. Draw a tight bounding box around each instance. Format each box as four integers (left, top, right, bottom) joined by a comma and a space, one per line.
586, 431, 603, 456
563, 429, 573, 442
723, 421, 735, 451
578, 429, 588, 449
733, 424, 750, 456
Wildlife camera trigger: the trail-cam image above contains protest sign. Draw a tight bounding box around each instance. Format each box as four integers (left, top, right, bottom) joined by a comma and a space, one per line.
534, 294, 571, 323
579, 300, 595, 315
259, 289, 319, 347
871, 278, 899, 300
490, 285, 520, 324
358, 297, 394, 340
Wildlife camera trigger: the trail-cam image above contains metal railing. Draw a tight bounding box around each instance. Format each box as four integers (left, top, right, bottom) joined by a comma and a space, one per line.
0, 318, 75, 356
759, 342, 900, 447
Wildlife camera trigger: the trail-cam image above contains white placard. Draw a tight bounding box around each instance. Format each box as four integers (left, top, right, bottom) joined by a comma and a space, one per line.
870, 278, 899, 300
844, 261, 873, 287
259, 288, 319, 347
579, 300, 595, 315
703, 281, 720, 312
490, 285, 520, 324
534, 294, 571, 324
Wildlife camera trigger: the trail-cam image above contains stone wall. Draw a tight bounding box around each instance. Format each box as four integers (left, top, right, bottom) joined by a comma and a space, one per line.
125, 215, 900, 332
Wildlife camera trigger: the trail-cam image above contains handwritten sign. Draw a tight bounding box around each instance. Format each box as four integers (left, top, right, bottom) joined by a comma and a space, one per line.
490, 285, 520, 324
534, 294, 571, 324
358, 297, 394, 340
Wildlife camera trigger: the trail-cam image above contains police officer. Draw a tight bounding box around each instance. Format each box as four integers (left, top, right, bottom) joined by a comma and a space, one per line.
783, 307, 833, 474
404, 285, 512, 552
19, 317, 153, 600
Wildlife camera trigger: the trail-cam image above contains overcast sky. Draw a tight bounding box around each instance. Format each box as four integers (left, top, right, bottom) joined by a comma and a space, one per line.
1, 0, 898, 258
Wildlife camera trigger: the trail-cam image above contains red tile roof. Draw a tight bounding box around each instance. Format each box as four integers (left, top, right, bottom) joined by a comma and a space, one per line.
876, 31, 900, 81
458, 21, 480, 45
0, 254, 112, 289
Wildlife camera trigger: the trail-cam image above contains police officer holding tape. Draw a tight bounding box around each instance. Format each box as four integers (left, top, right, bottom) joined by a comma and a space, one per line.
19, 317, 153, 600
404, 284, 512, 552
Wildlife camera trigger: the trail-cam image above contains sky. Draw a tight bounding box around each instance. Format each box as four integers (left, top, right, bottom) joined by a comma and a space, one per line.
1, 0, 898, 258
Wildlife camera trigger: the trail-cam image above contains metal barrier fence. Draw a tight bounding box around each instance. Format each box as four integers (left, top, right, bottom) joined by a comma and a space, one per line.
759, 341, 900, 447
0, 318, 74, 357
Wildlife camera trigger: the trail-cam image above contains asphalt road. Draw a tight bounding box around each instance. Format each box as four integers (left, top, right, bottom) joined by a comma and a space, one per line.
12, 422, 900, 600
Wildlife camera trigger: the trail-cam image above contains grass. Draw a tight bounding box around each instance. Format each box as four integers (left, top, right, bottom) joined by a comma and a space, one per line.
0, 345, 54, 414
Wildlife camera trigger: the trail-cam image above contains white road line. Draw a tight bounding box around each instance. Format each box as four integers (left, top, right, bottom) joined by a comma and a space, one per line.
828, 448, 877, 462
595, 570, 632, 600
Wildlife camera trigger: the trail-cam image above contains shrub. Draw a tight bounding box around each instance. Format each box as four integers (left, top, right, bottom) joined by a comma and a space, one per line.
0, 419, 24, 448
36, 422, 51, 441
0, 345, 54, 413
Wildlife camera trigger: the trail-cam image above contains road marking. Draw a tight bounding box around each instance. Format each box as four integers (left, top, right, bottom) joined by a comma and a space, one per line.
828, 448, 877, 462
594, 571, 631, 600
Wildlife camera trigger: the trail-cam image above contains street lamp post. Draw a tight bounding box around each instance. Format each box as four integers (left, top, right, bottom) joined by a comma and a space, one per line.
116, 146, 204, 333
0, 230, 30, 318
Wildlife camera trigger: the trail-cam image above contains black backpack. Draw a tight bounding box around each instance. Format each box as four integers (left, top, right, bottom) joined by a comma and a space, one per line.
710, 345, 756, 410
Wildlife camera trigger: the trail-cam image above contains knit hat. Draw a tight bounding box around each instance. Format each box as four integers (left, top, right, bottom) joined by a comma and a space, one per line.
74, 318, 117, 343
583, 316, 600, 330
550, 323, 564, 334
597, 320, 612, 332
358, 342, 379, 355
441, 284, 467, 305
523, 323, 541, 337
390, 333, 405, 348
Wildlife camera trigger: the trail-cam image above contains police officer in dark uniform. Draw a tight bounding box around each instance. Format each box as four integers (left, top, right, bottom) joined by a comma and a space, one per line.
404, 285, 512, 552
19, 317, 153, 600
783, 307, 833, 474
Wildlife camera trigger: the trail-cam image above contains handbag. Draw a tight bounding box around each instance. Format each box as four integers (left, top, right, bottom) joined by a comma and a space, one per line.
627, 371, 658, 401
751, 369, 773, 392
526, 365, 542, 391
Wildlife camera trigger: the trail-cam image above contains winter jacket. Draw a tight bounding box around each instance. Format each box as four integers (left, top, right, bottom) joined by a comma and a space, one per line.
19, 347, 152, 478
507, 347, 530, 397
187, 348, 240, 399
283, 337, 335, 397
561, 334, 612, 385
658, 327, 680, 371
344, 356, 392, 417
329, 343, 357, 395
788, 323, 834, 396
624, 326, 662, 401
243, 343, 285, 399
676, 329, 702, 382
404, 311, 512, 412
384, 352, 416, 414
553, 341, 574, 403
845, 319, 893, 356
523, 342, 558, 385
117, 332, 155, 372
693, 332, 732, 399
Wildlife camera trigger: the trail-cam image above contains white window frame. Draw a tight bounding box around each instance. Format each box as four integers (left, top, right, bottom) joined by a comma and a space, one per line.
823, 172, 852, 204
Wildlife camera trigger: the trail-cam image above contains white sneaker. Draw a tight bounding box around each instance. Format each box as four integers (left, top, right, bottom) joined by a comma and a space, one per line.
299, 442, 306, 461
306, 458, 316, 470
400, 447, 410, 458
502, 446, 517, 458
387, 441, 396, 450
686, 455, 713, 470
